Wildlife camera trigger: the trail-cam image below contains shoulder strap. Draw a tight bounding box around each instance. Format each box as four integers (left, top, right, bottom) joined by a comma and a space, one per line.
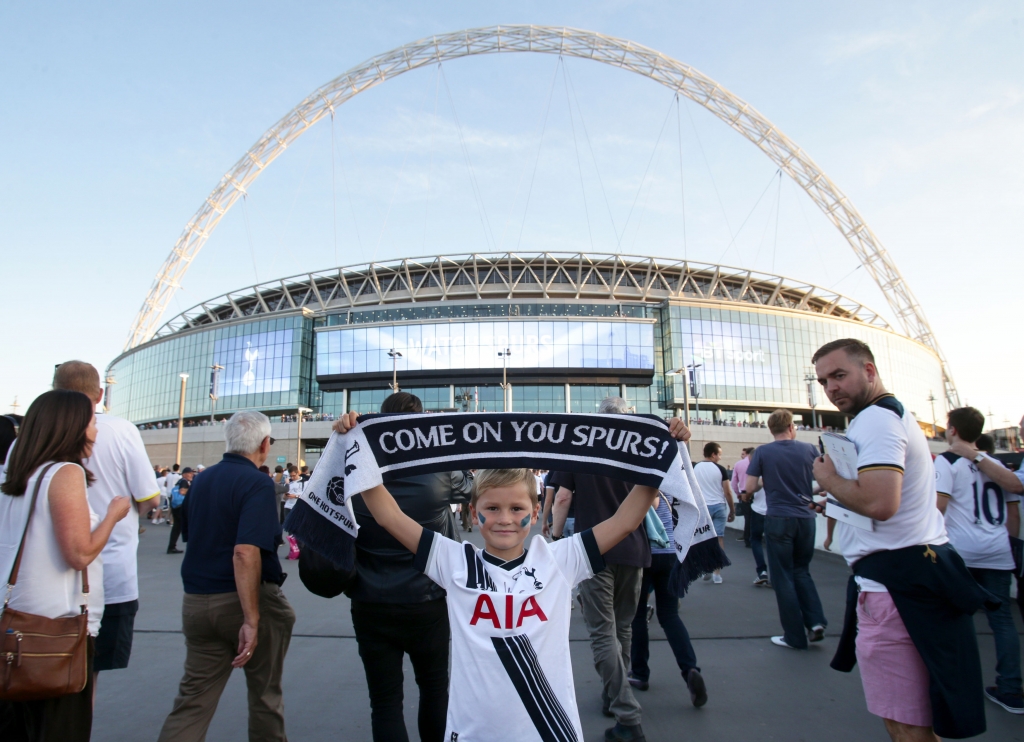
6, 463, 58, 589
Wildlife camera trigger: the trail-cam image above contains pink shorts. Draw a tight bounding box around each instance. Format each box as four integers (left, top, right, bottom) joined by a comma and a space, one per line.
855, 591, 932, 727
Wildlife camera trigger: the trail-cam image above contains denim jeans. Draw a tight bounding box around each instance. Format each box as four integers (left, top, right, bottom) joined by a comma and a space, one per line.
969, 568, 1023, 696
764, 516, 826, 648
630, 553, 698, 682
749, 511, 767, 575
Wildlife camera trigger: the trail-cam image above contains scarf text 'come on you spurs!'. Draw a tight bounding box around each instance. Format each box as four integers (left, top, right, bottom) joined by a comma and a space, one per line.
285, 413, 729, 593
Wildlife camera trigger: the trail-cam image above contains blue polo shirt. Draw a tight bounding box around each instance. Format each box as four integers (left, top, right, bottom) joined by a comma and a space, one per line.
746, 440, 818, 519
181, 453, 283, 594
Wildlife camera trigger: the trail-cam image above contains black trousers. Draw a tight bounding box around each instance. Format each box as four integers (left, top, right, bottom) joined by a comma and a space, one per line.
350, 598, 450, 742
168, 507, 184, 551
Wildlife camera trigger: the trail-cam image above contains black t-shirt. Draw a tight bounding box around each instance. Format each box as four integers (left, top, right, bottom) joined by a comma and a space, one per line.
181, 453, 284, 593
548, 471, 650, 568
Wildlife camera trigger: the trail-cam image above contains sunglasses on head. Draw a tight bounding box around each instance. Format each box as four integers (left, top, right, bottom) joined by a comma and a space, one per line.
268, 437, 276, 445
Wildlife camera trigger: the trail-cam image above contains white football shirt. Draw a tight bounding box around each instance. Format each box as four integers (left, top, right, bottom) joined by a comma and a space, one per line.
84, 413, 161, 604
935, 452, 1017, 571
693, 461, 728, 507
416, 529, 604, 742
836, 395, 948, 591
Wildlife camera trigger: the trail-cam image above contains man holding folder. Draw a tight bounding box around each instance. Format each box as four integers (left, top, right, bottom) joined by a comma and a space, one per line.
811, 338, 991, 742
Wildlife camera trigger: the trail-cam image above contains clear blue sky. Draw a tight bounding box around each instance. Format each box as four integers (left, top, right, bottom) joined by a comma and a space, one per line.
1, 1, 1021, 428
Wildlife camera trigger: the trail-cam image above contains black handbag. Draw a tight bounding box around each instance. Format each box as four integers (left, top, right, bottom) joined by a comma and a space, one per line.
297, 545, 356, 599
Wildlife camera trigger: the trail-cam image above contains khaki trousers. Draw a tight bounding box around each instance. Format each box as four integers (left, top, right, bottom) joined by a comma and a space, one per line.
158, 584, 295, 742
579, 563, 644, 725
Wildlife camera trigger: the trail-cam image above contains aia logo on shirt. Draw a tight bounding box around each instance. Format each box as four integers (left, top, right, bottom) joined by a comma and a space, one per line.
470, 594, 548, 629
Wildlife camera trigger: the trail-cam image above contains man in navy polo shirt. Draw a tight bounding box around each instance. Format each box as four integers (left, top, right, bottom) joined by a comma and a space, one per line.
159, 411, 296, 742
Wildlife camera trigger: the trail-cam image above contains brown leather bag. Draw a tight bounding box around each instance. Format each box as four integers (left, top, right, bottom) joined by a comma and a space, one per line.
0, 463, 91, 701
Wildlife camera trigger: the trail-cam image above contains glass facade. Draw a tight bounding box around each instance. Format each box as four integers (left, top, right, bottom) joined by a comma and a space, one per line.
107, 316, 315, 424
661, 304, 944, 423
107, 297, 943, 426
316, 320, 655, 377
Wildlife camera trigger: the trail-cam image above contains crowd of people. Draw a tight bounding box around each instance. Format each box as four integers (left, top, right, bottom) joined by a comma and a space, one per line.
1, 339, 1023, 741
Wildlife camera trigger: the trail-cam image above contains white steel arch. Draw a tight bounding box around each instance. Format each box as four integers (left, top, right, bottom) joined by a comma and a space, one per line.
127, 24, 958, 407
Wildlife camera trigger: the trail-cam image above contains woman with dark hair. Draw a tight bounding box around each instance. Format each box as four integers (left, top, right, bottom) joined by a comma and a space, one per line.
0, 390, 131, 742
336, 392, 471, 742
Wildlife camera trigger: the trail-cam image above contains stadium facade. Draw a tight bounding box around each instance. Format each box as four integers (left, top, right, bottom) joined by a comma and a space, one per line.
105, 252, 945, 432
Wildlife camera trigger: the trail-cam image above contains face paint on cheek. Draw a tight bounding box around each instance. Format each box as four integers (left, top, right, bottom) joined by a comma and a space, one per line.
520, 516, 531, 528
477, 514, 486, 524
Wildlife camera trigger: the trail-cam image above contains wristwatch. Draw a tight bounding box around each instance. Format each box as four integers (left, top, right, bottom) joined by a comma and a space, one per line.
973, 452, 986, 465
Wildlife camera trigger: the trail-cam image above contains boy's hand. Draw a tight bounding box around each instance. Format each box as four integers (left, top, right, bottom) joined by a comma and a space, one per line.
667, 418, 691, 442
332, 411, 360, 435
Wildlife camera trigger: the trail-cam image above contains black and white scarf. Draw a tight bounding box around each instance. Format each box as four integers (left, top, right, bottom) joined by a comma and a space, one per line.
285, 413, 728, 594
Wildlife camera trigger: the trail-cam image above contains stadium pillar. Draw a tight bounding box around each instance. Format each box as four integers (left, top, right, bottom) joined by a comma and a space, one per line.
175, 373, 188, 466
565, 383, 571, 413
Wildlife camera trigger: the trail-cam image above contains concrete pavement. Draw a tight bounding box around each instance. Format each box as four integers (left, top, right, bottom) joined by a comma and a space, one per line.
93, 522, 1024, 741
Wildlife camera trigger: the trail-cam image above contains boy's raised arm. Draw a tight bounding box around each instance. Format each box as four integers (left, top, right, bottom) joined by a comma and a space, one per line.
332, 411, 423, 554
592, 484, 660, 555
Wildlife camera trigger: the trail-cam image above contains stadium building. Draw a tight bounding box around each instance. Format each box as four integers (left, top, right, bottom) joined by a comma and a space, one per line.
106, 252, 946, 466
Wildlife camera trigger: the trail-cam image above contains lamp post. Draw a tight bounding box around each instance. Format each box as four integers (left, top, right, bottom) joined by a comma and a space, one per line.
175, 373, 189, 467
687, 363, 703, 423
927, 391, 938, 438
498, 348, 512, 412
209, 364, 223, 423
388, 349, 403, 393
296, 406, 312, 466
804, 372, 819, 430
665, 368, 688, 423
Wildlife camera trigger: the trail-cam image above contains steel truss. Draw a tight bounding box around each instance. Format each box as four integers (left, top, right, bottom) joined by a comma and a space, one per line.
126, 25, 958, 407
150, 252, 892, 339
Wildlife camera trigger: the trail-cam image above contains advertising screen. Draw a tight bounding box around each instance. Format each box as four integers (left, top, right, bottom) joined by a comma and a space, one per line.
316, 320, 655, 376
679, 319, 781, 389
214, 329, 294, 396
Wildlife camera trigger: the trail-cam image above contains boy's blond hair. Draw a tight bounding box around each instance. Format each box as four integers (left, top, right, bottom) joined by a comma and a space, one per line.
471, 468, 538, 508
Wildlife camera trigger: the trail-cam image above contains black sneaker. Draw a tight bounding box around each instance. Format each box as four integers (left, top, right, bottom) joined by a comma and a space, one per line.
686, 668, 708, 707
628, 673, 649, 691
167, 548, 183, 554
604, 722, 646, 741
984, 686, 1024, 714
753, 572, 768, 585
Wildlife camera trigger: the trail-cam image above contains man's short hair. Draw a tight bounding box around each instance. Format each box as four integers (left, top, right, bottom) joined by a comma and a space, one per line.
975, 434, 996, 455
471, 468, 538, 508
811, 338, 875, 366
767, 409, 793, 435
274, 465, 284, 473
703, 442, 721, 458
52, 360, 102, 400
598, 396, 630, 414
743, 447, 755, 455
225, 411, 272, 455
381, 392, 423, 413
947, 407, 985, 444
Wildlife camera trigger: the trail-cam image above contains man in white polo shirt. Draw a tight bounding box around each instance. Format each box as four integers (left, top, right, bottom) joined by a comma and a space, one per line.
811, 339, 990, 742
53, 361, 161, 678
935, 406, 1024, 714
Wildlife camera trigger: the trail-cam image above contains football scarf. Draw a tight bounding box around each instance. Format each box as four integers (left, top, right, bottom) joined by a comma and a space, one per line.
285, 412, 728, 594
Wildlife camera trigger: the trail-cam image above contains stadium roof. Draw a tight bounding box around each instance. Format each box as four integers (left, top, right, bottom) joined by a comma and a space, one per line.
152, 252, 892, 340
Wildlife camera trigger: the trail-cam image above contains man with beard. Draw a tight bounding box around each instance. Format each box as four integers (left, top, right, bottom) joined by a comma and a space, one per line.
812, 338, 990, 742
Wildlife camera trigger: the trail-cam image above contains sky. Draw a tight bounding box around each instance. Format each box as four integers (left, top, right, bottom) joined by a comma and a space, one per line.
1, 1, 1021, 429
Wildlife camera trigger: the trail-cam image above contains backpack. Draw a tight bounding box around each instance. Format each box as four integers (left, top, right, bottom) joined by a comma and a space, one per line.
170, 484, 186, 509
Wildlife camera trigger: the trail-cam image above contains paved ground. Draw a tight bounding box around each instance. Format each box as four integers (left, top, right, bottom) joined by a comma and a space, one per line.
94, 524, 1024, 741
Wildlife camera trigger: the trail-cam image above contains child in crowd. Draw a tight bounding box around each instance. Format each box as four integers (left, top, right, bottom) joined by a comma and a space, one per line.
334, 411, 686, 742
